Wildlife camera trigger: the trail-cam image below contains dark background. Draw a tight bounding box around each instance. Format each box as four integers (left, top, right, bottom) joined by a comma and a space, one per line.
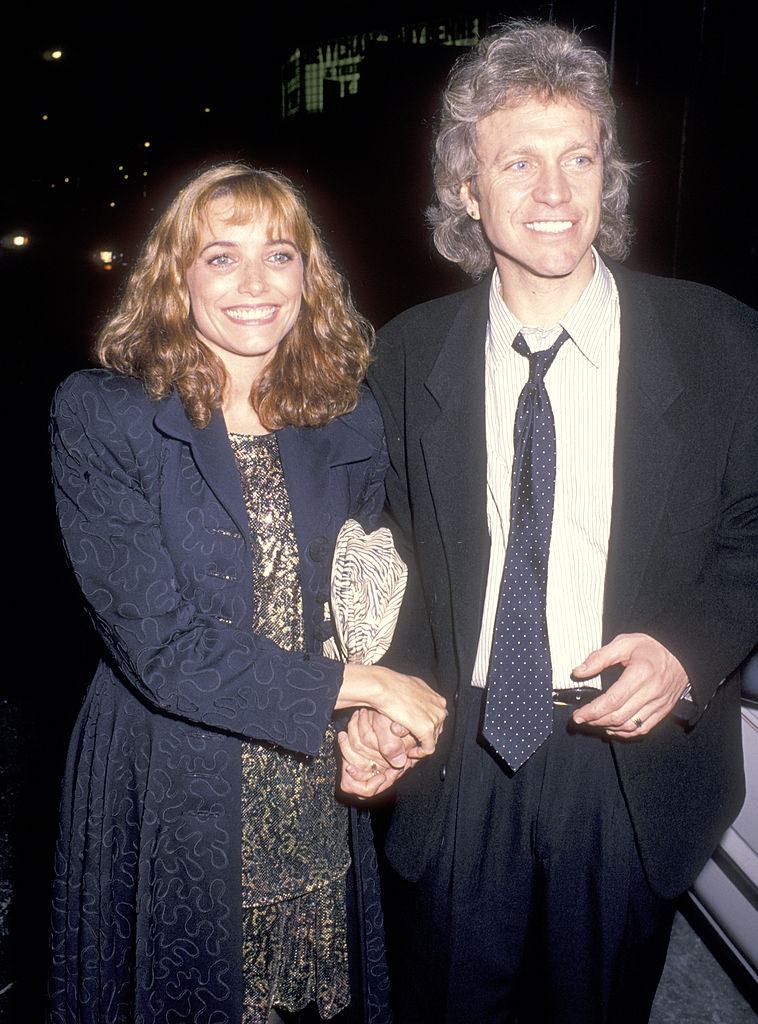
1, 2, 755, 1018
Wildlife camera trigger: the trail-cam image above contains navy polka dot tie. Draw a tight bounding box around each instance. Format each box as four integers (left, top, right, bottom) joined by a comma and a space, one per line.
483, 329, 568, 770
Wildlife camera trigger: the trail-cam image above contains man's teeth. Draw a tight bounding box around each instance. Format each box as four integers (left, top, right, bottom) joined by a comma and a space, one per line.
225, 306, 278, 321
526, 221, 573, 233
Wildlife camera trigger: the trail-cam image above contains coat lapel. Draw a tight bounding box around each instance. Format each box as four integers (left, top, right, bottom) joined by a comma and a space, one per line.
603, 266, 684, 640
277, 414, 378, 560
155, 391, 376, 651
153, 392, 250, 544
277, 415, 378, 645
419, 280, 491, 680
276, 424, 332, 564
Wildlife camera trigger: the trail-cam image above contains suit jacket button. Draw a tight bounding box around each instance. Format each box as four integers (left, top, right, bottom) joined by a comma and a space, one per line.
439, 765, 447, 781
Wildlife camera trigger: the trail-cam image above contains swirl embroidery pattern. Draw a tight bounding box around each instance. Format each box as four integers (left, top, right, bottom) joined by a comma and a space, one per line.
48, 370, 390, 1023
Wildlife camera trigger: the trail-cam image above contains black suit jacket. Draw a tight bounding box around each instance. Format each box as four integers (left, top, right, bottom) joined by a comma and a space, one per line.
368, 262, 758, 899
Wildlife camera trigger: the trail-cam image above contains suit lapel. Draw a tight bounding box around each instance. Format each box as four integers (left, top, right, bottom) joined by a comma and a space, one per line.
420, 280, 491, 679
603, 266, 684, 639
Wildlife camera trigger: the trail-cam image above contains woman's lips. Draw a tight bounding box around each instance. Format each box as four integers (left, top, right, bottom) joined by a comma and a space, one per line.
223, 304, 280, 324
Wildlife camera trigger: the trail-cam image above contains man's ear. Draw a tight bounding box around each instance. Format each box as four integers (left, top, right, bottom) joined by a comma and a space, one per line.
460, 181, 480, 220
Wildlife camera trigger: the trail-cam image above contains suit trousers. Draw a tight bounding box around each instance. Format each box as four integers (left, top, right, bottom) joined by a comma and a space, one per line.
383, 689, 677, 1024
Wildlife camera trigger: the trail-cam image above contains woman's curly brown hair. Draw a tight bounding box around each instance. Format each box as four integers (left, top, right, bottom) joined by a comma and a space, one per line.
96, 163, 373, 429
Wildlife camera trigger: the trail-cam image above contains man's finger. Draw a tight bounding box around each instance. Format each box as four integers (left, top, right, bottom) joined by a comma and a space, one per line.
363, 710, 408, 768
344, 711, 401, 769
572, 635, 630, 679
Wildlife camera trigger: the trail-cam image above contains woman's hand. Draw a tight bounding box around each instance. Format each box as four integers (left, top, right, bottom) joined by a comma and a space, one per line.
335, 664, 447, 755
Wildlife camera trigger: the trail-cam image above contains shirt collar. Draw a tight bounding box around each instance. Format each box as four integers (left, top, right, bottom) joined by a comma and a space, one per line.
487, 249, 617, 368
487, 271, 523, 365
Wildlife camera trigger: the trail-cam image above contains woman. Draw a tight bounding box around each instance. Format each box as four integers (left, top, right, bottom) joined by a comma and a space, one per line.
49, 163, 445, 1024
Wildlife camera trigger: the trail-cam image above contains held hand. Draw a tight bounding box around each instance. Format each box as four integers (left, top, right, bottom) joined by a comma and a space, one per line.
337, 711, 423, 799
343, 708, 420, 769
571, 632, 688, 737
337, 730, 406, 798
336, 664, 447, 755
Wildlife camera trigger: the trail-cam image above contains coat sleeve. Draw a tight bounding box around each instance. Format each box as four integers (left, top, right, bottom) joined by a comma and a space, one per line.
50, 373, 346, 757
652, 366, 758, 715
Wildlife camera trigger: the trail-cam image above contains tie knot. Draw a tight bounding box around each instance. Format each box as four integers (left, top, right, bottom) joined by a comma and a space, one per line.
512, 329, 569, 383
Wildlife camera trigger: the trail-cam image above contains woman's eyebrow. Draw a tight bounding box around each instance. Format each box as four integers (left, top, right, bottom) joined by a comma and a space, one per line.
198, 238, 240, 255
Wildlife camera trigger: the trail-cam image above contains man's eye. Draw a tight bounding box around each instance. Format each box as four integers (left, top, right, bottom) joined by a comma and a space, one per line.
509, 160, 530, 171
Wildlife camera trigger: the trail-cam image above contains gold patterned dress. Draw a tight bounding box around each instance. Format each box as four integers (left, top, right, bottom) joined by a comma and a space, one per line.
228, 431, 350, 1023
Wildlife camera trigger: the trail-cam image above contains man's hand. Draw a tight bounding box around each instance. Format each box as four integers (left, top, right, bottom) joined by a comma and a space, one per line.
571, 632, 688, 737
338, 709, 427, 798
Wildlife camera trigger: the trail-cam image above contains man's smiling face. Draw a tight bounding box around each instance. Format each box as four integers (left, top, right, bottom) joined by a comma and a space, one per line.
461, 95, 603, 293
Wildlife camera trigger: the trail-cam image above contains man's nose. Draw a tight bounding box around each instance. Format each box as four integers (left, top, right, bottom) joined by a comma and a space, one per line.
532, 163, 572, 206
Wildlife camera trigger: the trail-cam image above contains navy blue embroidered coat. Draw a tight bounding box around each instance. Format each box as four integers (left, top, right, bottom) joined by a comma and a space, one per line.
49, 369, 390, 1024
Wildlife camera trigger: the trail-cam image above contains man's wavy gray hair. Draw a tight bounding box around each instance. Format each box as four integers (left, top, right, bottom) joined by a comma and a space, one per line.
428, 20, 634, 277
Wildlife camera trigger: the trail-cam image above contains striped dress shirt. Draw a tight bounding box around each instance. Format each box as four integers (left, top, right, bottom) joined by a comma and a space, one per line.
472, 252, 621, 691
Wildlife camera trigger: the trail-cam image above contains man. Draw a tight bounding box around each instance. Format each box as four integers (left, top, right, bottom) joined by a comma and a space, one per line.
339, 18, 757, 1024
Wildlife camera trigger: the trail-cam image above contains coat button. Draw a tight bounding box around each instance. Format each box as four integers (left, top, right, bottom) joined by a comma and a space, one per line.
439, 765, 447, 781
314, 620, 335, 642
308, 537, 329, 562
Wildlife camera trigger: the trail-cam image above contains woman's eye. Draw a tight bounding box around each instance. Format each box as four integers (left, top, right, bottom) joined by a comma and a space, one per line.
208, 253, 234, 267
267, 251, 295, 265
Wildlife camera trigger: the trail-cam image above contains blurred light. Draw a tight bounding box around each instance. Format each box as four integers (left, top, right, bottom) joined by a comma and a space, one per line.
203, 107, 211, 113
123, 174, 129, 180
93, 248, 124, 271
143, 140, 151, 148
1, 233, 31, 251
42, 113, 49, 121
43, 48, 64, 61
109, 201, 116, 207
64, 177, 70, 183
117, 164, 124, 171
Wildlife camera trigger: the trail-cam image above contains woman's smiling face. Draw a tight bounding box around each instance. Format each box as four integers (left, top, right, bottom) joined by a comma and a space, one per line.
186, 197, 304, 382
